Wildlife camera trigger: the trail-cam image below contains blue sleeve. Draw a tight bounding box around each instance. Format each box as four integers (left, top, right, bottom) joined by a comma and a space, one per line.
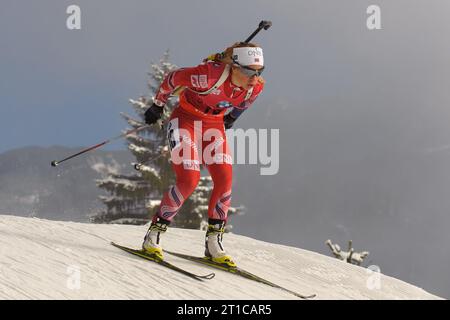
229, 107, 246, 119
230, 86, 262, 119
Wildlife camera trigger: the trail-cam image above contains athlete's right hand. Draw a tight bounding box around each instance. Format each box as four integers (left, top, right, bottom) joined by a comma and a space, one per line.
144, 103, 164, 125
223, 113, 236, 130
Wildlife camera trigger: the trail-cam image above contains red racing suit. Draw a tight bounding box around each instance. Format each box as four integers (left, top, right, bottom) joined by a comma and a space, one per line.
153, 61, 264, 223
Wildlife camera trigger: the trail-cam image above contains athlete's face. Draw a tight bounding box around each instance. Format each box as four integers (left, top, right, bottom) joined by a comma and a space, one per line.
232, 64, 264, 89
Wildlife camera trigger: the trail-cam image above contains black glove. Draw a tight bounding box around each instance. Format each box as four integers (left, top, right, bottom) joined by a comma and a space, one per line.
223, 113, 236, 130
144, 103, 163, 125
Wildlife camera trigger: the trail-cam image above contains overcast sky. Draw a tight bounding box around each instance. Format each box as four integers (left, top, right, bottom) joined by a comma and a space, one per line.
2, 0, 450, 298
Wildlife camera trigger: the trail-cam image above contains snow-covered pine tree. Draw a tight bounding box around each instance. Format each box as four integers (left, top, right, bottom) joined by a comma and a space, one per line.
91, 51, 243, 229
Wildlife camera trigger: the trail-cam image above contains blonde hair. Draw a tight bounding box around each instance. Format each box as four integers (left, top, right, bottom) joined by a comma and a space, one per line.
205, 42, 265, 84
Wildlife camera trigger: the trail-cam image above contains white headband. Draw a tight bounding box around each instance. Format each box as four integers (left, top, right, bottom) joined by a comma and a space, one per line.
232, 47, 264, 66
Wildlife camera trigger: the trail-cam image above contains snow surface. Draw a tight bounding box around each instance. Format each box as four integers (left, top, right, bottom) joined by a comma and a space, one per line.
0, 215, 441, 300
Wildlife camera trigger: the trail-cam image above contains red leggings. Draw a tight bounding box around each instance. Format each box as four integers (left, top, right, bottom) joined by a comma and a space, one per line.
154, 107, 232, 223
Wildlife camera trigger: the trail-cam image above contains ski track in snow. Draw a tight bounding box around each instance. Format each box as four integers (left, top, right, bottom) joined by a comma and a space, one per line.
0, 215, 441, 300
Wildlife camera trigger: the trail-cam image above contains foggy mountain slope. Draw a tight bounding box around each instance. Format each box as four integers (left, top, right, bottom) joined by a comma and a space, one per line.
0, 215, 440, 300
0, 146, 133, 221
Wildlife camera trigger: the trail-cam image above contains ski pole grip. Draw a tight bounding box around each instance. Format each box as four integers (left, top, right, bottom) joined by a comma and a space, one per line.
260, 20, 272, 30
244, 20, 272, 43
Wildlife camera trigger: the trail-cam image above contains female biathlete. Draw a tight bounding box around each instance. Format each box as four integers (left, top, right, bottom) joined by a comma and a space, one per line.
142, 42, 265, 267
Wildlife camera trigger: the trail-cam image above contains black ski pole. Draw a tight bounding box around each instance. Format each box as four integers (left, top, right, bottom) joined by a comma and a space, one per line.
133, 154, 163, 171
244, 20, 272, 44
50, 125, 149, 167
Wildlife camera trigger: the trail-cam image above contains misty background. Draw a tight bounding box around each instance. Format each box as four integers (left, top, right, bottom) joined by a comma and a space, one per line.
2, 0, 450, 298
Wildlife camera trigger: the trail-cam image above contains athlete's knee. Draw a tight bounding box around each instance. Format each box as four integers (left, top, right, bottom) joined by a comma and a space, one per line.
176, 173, 200, 197
209, 164, 232, 187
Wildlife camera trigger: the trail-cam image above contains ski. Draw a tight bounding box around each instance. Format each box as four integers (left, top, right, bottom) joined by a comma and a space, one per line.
165, 250, 316, 299
110, 242, 215, 281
